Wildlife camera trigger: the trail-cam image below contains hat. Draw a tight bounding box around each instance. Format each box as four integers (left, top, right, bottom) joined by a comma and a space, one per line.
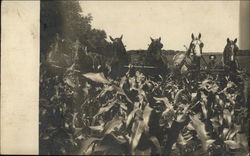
209, 55, 217, 60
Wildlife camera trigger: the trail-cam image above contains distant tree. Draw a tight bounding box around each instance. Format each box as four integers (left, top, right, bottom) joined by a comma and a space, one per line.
81, 28, 108, 53
40, 0, 109, 60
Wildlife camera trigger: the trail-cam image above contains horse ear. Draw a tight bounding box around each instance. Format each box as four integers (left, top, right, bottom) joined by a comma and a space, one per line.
159, 37, 161, 41
150, 37, 154, 42
191, 33, 194, 40
109, 36, 114, 41
198, 33, 201, 39
234, 38, 237, 44
227, 38, 230, 43
120, 34, 123, 40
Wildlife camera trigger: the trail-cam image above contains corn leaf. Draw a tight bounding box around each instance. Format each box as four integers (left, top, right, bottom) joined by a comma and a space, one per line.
89, 123, 104, 132
82, 72, 110, 84
149, 136, 162, 155
94, 100, 117, 118
126, 108, 139, 128
103, 116, 123, 134
189, 114, 215, 151
224, 140, 241, 149
130, 118, 145, 152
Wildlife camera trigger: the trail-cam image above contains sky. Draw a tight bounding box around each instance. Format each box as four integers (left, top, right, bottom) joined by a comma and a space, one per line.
80, 1, 239, 52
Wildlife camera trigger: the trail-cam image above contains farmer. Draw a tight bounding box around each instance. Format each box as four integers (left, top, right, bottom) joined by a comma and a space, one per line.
208, 55, 217, 69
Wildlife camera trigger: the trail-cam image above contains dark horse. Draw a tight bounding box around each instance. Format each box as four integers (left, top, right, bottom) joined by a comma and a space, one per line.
78, 35, 128, 78
222, 38, 239, 72
173, 33, 204, 77
144, 37, 168, 80
109, 35, 129, 79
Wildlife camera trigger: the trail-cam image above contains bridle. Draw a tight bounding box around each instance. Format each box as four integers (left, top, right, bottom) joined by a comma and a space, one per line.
226, 42, 238, 62
188, 39, 204, 57
185, 34, 208, 67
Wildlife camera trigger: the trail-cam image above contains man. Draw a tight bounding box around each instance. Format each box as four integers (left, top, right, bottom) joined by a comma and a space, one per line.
208, 55, 217, 69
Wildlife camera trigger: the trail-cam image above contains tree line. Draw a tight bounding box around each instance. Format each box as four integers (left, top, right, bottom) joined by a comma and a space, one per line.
40, 0, 109, 62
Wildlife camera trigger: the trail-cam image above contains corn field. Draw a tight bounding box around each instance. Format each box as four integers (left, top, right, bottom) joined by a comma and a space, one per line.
40, 42, 249, 156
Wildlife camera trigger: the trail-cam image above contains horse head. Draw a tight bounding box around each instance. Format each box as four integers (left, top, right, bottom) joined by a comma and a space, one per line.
188, 33, 204, 57
224, 38, 238, 62
109, 35, 127, 59
173, 33, 204, 75
148, 37, 163, 60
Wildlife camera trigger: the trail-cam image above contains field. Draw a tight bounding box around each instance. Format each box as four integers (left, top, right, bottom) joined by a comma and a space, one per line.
40, 48, 250, 155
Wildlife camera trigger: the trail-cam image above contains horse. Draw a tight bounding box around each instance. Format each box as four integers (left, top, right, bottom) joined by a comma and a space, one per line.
143, 37, 168, 80
222, 38, 239, 72
79, 35, 129, 78
108, 35, 129, 79
173, 33, 204, 77
79, 35, 128, 78
109, 35, 128, 62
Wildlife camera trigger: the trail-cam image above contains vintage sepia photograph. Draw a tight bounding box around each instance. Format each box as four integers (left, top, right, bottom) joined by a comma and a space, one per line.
39, 1, 250, 155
